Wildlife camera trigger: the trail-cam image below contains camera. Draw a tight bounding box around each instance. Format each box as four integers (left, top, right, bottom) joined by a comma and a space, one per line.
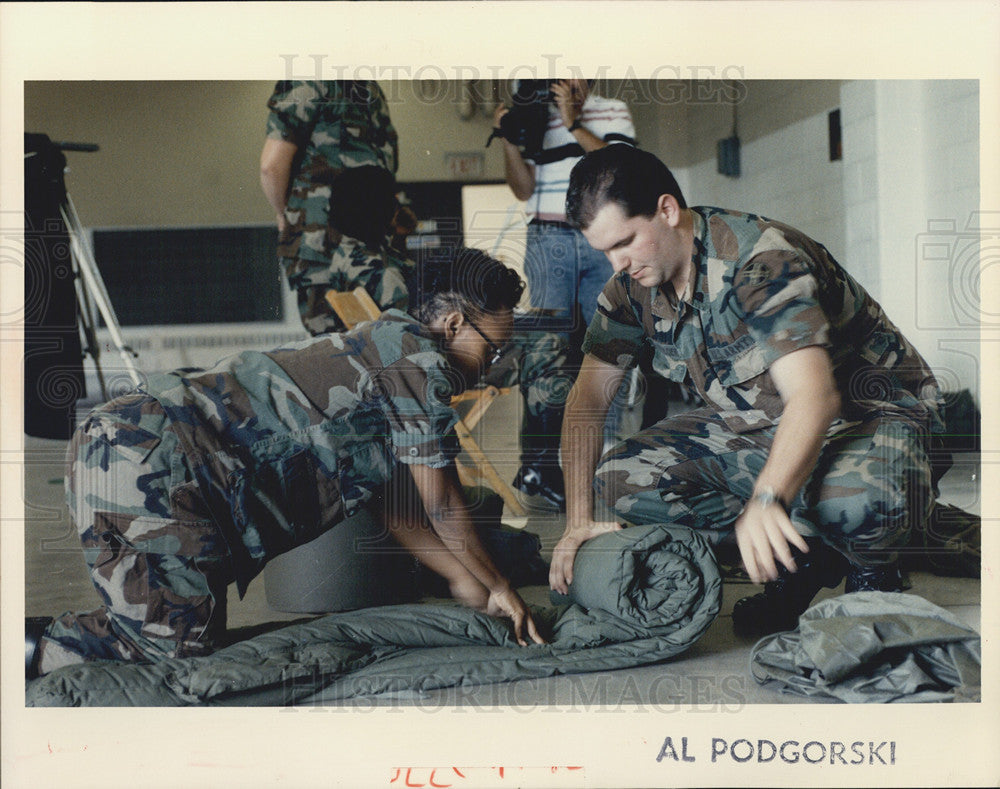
487, 79, 556, 158
510, 78, 556, 106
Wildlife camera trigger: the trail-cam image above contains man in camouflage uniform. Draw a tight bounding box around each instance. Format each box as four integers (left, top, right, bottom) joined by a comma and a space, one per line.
28, 249, 544, 678
260, 80, 410, 334
550, 145, 946, 636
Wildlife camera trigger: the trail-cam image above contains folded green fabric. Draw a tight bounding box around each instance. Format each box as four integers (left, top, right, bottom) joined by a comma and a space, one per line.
750, 592, 981, 703
27, 524, 721, 707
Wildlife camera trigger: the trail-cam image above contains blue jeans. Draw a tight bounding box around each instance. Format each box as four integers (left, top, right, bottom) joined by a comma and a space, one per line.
524, 221, 613, 331
514, 222, 627, 460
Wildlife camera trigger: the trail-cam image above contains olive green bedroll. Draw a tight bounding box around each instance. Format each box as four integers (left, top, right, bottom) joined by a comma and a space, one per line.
26, 524, 721, 707
749, 592, 982, 702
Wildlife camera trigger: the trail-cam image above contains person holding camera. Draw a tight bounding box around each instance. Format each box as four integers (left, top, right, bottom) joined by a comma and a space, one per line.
492, 79, 636, 510
260, 80, 409, 335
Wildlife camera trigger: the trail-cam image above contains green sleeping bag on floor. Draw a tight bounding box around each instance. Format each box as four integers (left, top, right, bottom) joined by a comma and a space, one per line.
26, 524, 721, 707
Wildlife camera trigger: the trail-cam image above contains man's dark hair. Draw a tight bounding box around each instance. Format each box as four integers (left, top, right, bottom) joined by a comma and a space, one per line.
329, 165, 399, 248
565, 144, 687, 229
407, 247, 525, 324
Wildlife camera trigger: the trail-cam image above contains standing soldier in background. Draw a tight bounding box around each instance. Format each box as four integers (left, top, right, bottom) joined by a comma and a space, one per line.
260, 80, 410, 334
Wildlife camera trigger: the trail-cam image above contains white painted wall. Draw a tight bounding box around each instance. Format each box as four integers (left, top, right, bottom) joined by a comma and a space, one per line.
682, 110, 846, 262
842, 80, 981, 398
911, 80, 981, 399
650, 81, 846, 270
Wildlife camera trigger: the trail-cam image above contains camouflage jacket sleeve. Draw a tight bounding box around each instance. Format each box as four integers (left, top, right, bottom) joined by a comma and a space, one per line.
730, 248, 832, 377
377, 351, 460, 468
266, 80, 398, 173
581, 274, 646, 369
265, 80, 328, 145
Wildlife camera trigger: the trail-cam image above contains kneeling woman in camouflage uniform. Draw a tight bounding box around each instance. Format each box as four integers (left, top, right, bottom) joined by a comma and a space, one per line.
29, 248, 544, 678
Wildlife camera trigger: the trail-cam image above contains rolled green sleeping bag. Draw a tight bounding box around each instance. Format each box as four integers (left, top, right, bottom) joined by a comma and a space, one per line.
27, 524, 722, 706
565, 523, 722, 629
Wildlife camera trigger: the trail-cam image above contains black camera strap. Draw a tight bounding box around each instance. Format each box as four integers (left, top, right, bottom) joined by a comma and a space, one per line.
527, 142, 584, 165
485, 127, 506, 148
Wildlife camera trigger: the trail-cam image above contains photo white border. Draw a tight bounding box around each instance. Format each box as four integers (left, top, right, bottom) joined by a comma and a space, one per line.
2, 2, 997, 787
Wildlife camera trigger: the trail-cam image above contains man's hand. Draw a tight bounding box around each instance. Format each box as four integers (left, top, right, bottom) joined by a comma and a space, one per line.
734, 501, 810, 585
485, 586, 545, 646
260, 137, 297, 228
549, 519, 622, 595
551, 79, 589, 130
730, 347, 841, 585
493, 103, 509, 130
492, 102, 535, 200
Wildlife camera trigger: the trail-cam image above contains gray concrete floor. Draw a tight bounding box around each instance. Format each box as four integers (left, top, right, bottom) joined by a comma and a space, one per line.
23, 391, 981, 705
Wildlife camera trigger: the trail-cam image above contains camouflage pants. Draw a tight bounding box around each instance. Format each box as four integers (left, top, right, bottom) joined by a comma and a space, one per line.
41, 394, 232, 672
285, 244, 410, 336
516, 222, 612, 424
594, 406, 935, 567
477, 222, 618, 447
483, 331, 574, 419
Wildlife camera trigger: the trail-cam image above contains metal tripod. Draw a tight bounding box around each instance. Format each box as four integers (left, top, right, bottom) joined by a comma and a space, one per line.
54, 148, 143, 399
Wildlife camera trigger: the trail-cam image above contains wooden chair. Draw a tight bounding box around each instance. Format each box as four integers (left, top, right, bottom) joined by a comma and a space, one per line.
325, 287, 526, 516
325, 287, 382, 327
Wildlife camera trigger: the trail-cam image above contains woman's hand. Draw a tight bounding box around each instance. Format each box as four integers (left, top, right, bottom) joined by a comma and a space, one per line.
449, 575, 489, 611
486, 586, 545, 646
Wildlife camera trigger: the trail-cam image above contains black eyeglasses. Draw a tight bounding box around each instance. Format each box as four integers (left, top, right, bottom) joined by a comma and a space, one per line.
464, 315, 504, 367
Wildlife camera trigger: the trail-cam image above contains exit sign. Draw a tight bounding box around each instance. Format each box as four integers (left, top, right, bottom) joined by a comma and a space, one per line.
445, 152, 485, 180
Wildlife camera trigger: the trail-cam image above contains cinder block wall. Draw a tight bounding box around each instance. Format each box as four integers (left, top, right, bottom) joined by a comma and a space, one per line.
842, 80, 980, 395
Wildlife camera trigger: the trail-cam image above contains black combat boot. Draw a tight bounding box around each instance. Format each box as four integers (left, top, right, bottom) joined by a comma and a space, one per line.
732, 539, 849, 638
26, 616, 53, 680
513, 407, 566, 511
514, 463, 565, 510
844, 563, 905, 593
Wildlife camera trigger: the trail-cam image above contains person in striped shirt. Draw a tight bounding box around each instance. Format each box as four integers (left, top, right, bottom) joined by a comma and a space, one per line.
493, 79, 636, 510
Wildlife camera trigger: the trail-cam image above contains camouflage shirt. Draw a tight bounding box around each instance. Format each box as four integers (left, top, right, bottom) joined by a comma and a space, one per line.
143, 310, 458, 594
583, 207, 942, 434
266, 80, 399, 266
